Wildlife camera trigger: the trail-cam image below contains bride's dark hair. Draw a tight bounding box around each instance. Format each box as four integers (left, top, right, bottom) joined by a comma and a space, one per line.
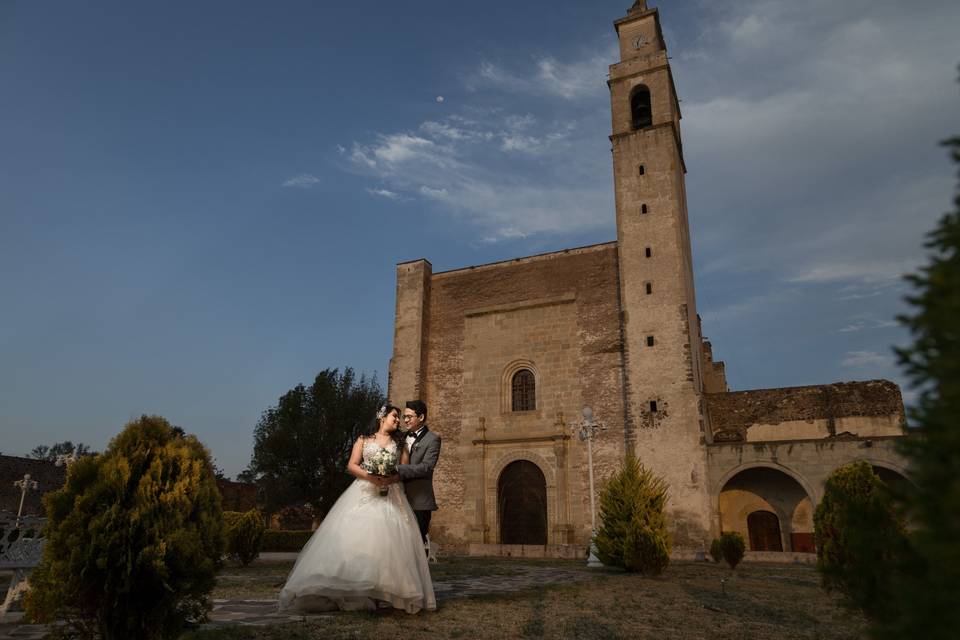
366, 404, 405, 448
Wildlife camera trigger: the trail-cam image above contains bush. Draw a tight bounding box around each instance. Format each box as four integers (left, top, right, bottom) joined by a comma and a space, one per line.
262, 529, 314, 552
24, 415, 225, 640
814, 460, 908, 623
224, 510, 265, 566
718, 532, 745, 569
595, 456, 670, 574
709, 538, 723, 563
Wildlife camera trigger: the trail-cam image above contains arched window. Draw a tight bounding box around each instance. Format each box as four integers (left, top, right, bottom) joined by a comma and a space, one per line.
511, 369, 536, 411
631, 86, 652, 130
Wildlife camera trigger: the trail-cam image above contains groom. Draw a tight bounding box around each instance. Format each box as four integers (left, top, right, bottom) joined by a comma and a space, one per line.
397, 400, 441, 544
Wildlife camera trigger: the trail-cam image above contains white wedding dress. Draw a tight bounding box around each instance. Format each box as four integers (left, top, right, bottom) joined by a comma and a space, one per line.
278, 440, 436, 614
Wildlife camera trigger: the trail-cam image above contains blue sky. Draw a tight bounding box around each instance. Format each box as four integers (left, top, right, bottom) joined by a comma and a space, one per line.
2, 0, 958, 477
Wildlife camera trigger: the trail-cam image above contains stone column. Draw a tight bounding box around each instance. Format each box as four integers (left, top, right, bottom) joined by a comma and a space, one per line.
388, 259, 432, 402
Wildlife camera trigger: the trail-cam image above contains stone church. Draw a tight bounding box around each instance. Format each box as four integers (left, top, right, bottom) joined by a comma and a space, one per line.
388, 1, 908, 557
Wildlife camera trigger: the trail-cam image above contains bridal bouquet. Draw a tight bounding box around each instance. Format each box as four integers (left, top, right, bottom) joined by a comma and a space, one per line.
363, 448, 399, 496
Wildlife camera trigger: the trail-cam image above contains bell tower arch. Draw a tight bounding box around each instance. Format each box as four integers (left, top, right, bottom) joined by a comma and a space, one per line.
610, 1, 712, 548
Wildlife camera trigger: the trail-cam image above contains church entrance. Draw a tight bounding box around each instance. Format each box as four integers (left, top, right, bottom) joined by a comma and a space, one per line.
747, 510, 784, 552
498, 460, 547, 545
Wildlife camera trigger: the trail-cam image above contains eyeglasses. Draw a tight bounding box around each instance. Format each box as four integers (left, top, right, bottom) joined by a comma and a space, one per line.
402, 414, 417, 421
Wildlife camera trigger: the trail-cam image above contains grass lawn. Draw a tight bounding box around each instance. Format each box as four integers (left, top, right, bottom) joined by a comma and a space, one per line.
188, 557, 866, 639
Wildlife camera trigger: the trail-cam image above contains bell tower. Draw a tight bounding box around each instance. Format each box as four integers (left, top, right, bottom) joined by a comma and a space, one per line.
610, 1, 712, 548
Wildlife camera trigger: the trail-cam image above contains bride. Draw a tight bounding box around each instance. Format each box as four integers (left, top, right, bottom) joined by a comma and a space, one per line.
278, 404, 436, 614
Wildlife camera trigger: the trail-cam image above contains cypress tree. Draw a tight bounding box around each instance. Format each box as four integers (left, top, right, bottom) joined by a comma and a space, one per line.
595, 456, 670, 574
25, 415, 224, 640
878, 134, 960, 639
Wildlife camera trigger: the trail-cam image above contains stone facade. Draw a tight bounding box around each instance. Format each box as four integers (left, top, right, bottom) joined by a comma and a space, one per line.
387, 1, 910, 556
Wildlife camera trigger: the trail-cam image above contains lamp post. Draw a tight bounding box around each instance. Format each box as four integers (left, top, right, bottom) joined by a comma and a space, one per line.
571, 406, 605, 568
13, 474, 38, 527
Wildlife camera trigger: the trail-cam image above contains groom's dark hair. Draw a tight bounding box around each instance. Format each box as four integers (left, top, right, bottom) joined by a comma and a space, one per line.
405, 400, 427, 420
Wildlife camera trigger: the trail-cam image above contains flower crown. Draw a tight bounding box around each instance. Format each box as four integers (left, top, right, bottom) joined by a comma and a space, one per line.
376, 405, 388, 420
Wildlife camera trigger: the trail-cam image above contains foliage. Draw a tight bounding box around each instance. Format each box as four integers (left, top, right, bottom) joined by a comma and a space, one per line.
595, 456, 670, 574
261, 529, 314, 552
709, 538, 723, 563
224, 510, 266, 566
876, 134, 960, 639
717, 532, 745, 569
247, 368, 384, 518
24, 415, 225, 640
813, 461, 908, 623
29, 440, 95, 461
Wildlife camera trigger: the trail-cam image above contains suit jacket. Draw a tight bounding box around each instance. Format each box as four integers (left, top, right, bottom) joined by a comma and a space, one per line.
398, 426, 441, 511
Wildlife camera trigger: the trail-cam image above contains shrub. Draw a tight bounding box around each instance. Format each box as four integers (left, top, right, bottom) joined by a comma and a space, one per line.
224, 510, 266, 566
814, 460, 908, 623
595, 456, 670, 574
709, 538, 723, 563
24, 415, 225, 640
718, 532, 745, 569
261, 529, 314, 552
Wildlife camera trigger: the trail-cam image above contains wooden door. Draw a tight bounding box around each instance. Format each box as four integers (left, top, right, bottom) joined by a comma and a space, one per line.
747, 510, 783, 551
498, 460, 547, 545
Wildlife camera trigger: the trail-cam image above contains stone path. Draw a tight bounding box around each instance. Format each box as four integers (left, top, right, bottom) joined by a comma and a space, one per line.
0, 565, 596, 638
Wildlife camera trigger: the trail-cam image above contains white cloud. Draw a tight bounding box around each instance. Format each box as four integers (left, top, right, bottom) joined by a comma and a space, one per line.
472, 49, 614, 101
841, 350, 895, 368
282, 174, 321, 188
342, 104, 610, 240
838, 319, 899, 333
366, 188, 399, 200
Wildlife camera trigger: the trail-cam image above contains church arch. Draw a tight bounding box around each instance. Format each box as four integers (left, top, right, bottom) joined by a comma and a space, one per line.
500, 359, 541, 413
497, 460, 548, 545
717, 464, 815, 553
630, 85, 653, 130
488, 450, 557, 545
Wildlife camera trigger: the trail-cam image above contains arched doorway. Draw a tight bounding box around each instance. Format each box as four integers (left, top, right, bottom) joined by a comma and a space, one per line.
498, 460, 547, 545
747, 510, 783, 551
719, 466, 815, 552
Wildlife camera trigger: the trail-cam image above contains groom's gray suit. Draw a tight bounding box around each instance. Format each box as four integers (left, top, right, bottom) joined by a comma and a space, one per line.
398, 426, 441, 542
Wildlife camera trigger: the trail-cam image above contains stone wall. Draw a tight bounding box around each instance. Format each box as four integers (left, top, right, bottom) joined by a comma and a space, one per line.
706, 380, 905, 442
389, 243, 627, 548
217, 478, 259, 513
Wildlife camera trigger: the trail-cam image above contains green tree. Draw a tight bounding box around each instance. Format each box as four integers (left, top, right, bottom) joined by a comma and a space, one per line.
813, 461, 908, 623
595, 456, 671, 574
223, 510, 266, 567
29, 440, 95, 461
878, 134, 960, 639
718, 532, 745, 569
247, 368, 384, 518
24, 415, 224, 640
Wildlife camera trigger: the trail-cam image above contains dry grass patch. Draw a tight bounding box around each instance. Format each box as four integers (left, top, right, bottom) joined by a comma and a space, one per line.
188, 559, 865, 639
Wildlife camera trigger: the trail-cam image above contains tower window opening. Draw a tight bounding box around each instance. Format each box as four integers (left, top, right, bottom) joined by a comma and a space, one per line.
641, 204, 648, 214
631, 86, 653, 130
645, 282, 653, 295
638, 165, 645, 176
650, 400, 658, 413
646, 335, 655, 347
645, 247, 652, 257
